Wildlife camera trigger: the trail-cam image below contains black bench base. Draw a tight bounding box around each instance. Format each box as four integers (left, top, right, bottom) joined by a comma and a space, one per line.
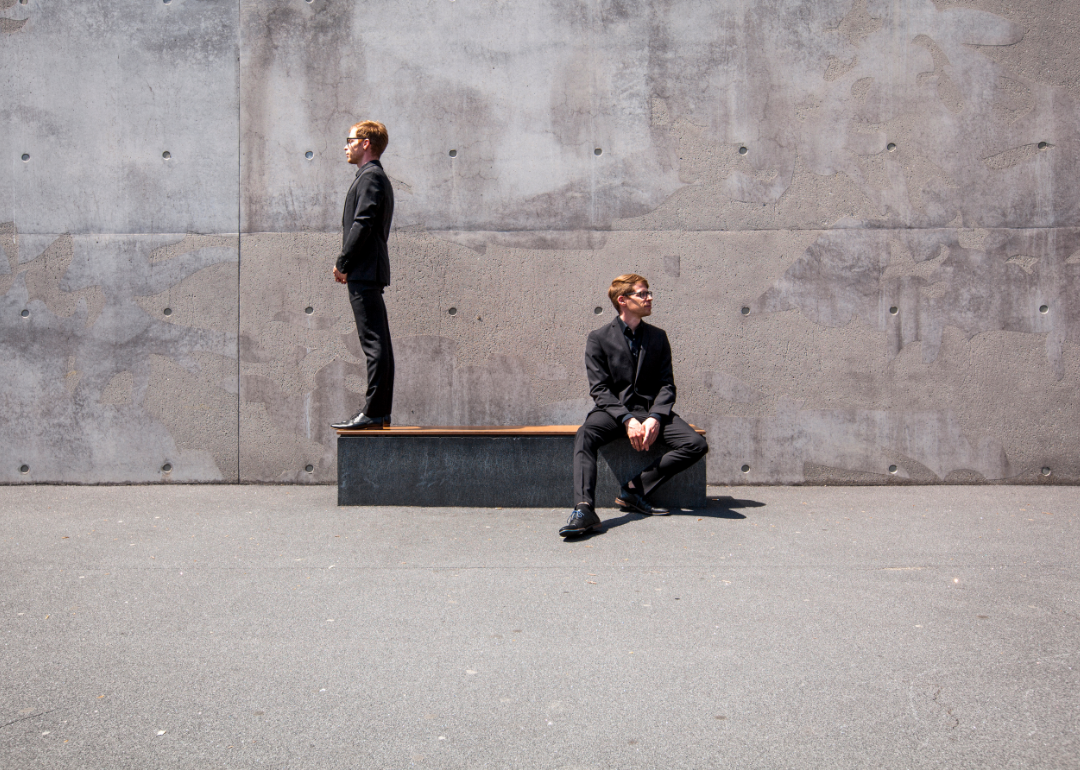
337, 433, 706, 508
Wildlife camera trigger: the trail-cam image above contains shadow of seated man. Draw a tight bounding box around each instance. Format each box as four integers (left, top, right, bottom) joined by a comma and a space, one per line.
560, 273, 708, 538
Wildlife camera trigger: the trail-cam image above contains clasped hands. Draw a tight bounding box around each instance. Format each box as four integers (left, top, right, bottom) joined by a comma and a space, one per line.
626, 416, 659, 452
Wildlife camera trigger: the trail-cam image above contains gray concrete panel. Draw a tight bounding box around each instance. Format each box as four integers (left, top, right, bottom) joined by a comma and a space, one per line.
1, 232, 238, 483
4, 0, 238, 234
239, 0, 1079, 234
240, 0, 685, 233
239, 226, 1077, 484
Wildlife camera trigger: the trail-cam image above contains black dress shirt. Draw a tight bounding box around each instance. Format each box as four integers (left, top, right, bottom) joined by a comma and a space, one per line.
616, 317, 663, 425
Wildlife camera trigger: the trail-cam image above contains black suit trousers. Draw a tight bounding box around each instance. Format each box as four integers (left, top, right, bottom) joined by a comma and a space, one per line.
348, 281, 394, 419
573, 410, 708, 508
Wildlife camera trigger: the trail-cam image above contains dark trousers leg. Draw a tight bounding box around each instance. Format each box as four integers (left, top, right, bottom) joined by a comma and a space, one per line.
348, 282, 395, 418
573, 410, 625, 509
636, 415, 709, 498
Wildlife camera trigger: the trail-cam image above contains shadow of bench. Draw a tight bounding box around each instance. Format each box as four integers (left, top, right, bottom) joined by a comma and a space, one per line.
337, 425, 706, 508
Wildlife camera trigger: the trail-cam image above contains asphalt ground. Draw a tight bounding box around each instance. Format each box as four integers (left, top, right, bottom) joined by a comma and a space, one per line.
1, 485, 1077, 770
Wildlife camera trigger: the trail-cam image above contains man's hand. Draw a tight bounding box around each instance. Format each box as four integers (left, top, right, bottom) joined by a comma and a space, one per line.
333, 266, 347, 284
626, 416, 660, 452
640, 416, 659, 451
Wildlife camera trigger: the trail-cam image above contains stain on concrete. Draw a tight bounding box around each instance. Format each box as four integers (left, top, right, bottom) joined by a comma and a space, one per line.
913, 34, 966, 114
0, 0, 26, 33
99, 370, 133, 406
436, 231, 609, 255
837, 0, 883, 45
0, 230, 238, 483
754, 228, 1080, 374
241, 0, 365, 233
960, 0, 1080, 99
697, 405, 1012, 485
983, 143, 1043, 171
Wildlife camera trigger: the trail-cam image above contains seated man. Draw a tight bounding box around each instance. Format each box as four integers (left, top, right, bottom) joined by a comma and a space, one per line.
560, 273, 708, 537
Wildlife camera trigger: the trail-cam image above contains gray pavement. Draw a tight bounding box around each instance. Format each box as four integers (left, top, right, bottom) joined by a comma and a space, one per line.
1, 484, 1078, 769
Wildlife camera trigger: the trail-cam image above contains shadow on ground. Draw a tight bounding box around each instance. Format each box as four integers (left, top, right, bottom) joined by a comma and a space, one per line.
564, 495, 762, 539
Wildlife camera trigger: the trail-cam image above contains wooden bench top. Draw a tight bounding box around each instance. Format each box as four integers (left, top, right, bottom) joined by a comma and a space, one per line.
337, 424, 705, 436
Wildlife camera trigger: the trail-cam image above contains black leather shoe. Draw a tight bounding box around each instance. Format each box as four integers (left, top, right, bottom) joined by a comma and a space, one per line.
559, 507, 602, 537
615, 487, 669, 515
331, 412, 387, 430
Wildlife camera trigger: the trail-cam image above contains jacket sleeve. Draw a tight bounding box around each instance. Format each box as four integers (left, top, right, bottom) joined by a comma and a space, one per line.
336, 170, 386, 274
585, 330, 631, 422
647, 329, 677, 417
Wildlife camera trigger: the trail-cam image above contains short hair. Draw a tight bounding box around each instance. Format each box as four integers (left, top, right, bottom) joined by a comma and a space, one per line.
350, 120, 388, 157
608, 273, 649, 312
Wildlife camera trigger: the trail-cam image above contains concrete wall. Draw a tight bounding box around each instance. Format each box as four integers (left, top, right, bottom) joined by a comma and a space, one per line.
3, 0, 1077, 486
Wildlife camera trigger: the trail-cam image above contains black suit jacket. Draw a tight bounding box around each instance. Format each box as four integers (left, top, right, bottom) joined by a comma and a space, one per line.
584, 317, 677, 422
337, 159, 394, 285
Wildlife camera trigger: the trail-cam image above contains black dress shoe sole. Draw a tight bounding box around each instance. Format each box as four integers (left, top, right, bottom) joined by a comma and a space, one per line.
615, 497, 670, 515
559, 524, 603, 537
331, 420, 387, 430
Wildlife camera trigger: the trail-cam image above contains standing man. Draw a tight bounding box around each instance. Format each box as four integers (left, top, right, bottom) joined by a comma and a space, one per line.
560, 274, 708, 537
331, 121, 395, 430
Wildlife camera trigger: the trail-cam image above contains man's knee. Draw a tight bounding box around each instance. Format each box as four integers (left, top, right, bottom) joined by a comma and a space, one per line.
574, 425, 599, 453
671, 426, 708, 458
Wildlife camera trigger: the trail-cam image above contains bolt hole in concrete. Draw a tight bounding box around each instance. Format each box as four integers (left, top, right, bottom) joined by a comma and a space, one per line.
162, 151, 171, 159
1040, 304, 1049, 314
890, 306, 899, 315
21, 153, 29, 162
448, 149, 457, 158
593, 306, 603, 315
740, 306, 750, 315
20, 465, 29, 474
305, 306, 314, 315
1041, 467, 1052, 477
305, 151, 313, 160
738, 146, 748, 155
21, 309, 29, 318
305, 464, 314, 473
887, 143, 897, 152
594, 148, 603, 156
448, 307, 457, 316
1038, 141, 1048, 150
741, 464, 750, 473
163, 307, 172, 316
162, 463, 172, 473
889, 465, 898, 474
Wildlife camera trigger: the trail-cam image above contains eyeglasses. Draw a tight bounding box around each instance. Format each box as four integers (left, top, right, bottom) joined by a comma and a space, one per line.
346, 136, 368, 145
628, 290, 653, 299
